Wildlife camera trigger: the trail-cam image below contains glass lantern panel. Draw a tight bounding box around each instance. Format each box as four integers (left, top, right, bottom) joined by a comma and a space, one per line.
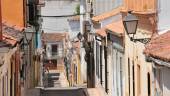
124, 20, 138, 34
25, 32, 33, 42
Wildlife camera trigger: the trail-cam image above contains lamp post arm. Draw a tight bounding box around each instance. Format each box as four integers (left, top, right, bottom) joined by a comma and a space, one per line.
130, 38, 151, 44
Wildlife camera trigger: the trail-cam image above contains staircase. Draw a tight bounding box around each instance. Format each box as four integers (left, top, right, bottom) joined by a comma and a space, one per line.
41, 88, 86, 96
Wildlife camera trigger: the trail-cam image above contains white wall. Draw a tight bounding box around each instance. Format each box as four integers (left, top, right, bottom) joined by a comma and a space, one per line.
93, 0, 123, 16
124, 29, 154, 96
46, 42, 63, 58
162, 67, 170, 96
158, 0, 170, 32
41, 0, 79, 32
80, 0, 87, 83
68, 20, 80, 39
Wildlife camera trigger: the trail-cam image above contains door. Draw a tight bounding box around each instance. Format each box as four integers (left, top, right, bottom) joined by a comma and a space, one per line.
117, 51, 123, 96
112, 49, 123, 96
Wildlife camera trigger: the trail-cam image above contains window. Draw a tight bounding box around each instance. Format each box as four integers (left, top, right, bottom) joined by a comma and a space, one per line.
28, 3, 36, 25
137, 65, 141, 95
51, 44, 58, 55
96, 42, 100, 78
100, 45, 103, 85
128, 58, 130, 96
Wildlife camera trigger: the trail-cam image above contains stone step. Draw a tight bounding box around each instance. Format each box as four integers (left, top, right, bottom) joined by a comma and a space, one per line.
41, 88, 86, 96
85, 88, 107, 96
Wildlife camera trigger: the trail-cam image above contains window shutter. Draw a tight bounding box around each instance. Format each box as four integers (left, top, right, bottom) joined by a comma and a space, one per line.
28, 3, 36, 25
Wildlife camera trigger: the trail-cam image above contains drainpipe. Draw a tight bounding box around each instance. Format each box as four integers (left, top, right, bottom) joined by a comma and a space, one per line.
0, 0, 2, 41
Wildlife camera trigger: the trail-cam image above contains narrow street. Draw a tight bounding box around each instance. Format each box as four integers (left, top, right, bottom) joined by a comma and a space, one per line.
3, 0, 170, 96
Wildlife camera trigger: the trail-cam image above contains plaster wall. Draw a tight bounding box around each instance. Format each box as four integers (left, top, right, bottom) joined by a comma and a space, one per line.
158, 0, 170, 32
41, 0, 79, 33
124, 29, 153, 96
162, 67, 170, 96
68, 20, 80, 39
0, 47, 17, 96
80, 0, 87, 83
93, 0, 123, 16
1, 0, 25, 27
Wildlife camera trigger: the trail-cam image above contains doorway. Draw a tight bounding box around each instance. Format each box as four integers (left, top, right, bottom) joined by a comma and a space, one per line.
148, 73, 151, 96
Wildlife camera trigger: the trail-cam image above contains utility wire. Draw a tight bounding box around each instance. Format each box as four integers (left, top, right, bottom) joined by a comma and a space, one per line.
38, 13, 85, 18
42, 28, 68, 31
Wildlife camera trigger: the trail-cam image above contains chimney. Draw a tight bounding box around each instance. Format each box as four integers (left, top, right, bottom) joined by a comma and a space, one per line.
0, 0, 2, 41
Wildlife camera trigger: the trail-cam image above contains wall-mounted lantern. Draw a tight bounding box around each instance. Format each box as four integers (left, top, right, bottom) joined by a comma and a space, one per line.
24, 26, 36, 44
123, 11, 150, 44
85, 21, 91, 33
77, 32, 83, 41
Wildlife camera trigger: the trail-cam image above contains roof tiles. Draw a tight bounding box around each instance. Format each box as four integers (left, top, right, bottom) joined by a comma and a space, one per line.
92, 6, 122, 22
42, 32, 67, 42
144, 31, 170, 62
2, 23, 23, 46
106, 20, 124, 37
96, 28, 107, 37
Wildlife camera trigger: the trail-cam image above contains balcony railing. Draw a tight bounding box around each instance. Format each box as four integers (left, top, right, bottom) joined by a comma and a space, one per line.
44, 53, 64, 60
52, 52, 58, 56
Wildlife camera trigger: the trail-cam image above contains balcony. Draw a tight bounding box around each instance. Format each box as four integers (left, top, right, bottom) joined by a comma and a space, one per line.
44, 52, 64, 60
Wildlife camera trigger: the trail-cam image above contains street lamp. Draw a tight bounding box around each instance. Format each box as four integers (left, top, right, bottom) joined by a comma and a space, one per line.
77, 32, 83, 42
85, 21, 91, 32
21, 26, 36, 87
77, 21, 91, 42
123, 11, 150, 44
88, 33, 94, 42
123, 11, 138, 35
77, 20, 95, 88
24, 26, 36, 44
